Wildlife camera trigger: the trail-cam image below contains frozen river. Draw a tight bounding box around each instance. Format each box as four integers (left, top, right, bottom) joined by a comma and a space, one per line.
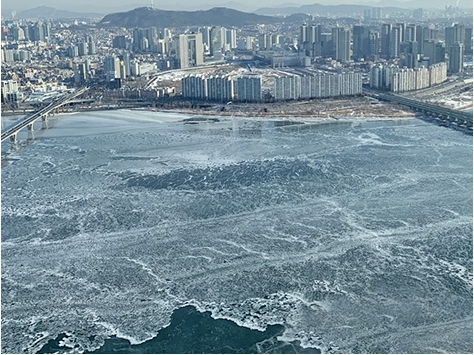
1, 110, 472, 353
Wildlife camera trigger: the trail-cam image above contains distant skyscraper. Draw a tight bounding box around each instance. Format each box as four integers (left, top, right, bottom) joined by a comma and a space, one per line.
405, 24, 417, 42
369, 30, 380, 58
352, 25, 370, 61
413, 8, 423, 19
303, 24, 321, 57
88, 40, 96, 55
332, 27, 351, 62
448, 42, 464, 73
372, 7, 382, 19
104, 55, 121, 79
177, 33, 204, 69
299, 24, 307, 45
30, 22, 44, 42
78, 42, 88, 56
415, 25, 424, 54
200, 27, 211, 47
67, 45, 78, 58
434, 42, 446, 65
122, 52, 131, 77
464, 27, 472, 55
42, 22, 50, 41
210, 27, 225, 57
380, 23, 392, 59
226, 29, 237, 49
113, 36, 127, 49
389, 26, 401, 58
258, 33, 269, 50
445, 24, 465, 51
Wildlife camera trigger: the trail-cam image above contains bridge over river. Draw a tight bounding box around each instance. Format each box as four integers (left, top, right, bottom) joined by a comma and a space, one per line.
1, 87, 89, 144
364, 90, 473, 131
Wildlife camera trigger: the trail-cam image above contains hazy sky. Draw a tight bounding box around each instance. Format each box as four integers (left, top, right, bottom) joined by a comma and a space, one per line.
0, 0, 467, 14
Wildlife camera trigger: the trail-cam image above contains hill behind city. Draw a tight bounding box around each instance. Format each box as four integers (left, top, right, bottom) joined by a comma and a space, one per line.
98, 7, 281, 28
15, 6, 104, 19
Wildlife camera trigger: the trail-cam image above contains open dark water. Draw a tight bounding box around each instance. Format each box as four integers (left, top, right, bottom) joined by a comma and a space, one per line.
1, 111, 472, 354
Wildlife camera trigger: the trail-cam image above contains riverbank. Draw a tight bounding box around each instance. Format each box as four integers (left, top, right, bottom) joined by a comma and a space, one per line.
137, 96, 418, 122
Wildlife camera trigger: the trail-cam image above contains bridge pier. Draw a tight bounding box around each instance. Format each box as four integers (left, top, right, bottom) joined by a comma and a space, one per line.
9, 132, 18, 145
42, 115, 48, 129
27, 123, 35, 140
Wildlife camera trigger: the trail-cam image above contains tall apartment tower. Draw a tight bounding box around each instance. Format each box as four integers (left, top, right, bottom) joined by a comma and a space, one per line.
389, 26, 401, 58
380, 23, 392, 58
300, 24, 307, 46
448, 42, 464, 73
236, 76, 262, 102
178, 33, 204, 69
464, 27, 472, 55
210, 27, 225, 57
388, 23, 406, 58
332, 27, 351, 62
226, 29, 237, 49
258, 33, 271, 50
445, 24, 465, 51
200, 27, 211, 47
405, 24, 417, 42
207, 76, 234, 102
304, 24, 321, 56
182, 75, 208, 99
122, 52, 131, 77
352, 25, 370, 61
369, 30, 380, 58
104, 55, 121, 79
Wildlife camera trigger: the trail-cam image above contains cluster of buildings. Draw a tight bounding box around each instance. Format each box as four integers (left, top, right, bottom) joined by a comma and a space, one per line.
182, 70, 362, 102
0, 8, 472, 108
370, 62, 447, 92
111, 26, 239, 70
296, 22, 471, 71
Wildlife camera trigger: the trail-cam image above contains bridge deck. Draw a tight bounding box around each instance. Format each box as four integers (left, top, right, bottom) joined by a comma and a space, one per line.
364, 90, 473, 126
1, 87, 88, 142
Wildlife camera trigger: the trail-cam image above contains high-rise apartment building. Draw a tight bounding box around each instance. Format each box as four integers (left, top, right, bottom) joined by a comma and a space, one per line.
182, 75, 208, 99
380, 24, 392, 58
370, 62, 447, 91
207, 76, 234, 101
274, 72, 361, 100
464, 27, 472, 55
104, 55, 121, 79
448, 42, 464, 73
352, 25, 370, 61
389, 26, 401, 58
226, 29, 237, 49
177, 33, 204, 69
332, 27, 351, 62
258, 33, 270, 50
445, 24, 465, 51
236, 76, 262, 102
210, 27, 225, 57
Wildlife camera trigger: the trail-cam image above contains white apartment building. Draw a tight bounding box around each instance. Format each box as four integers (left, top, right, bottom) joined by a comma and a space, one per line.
236, 76, 262, 102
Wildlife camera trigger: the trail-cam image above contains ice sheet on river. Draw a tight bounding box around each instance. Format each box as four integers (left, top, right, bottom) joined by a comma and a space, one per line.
1, 110, 472, 353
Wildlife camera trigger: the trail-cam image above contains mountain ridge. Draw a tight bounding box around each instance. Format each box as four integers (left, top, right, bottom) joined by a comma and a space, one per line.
98, 7, 281, 28
15, 6, 103, 19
